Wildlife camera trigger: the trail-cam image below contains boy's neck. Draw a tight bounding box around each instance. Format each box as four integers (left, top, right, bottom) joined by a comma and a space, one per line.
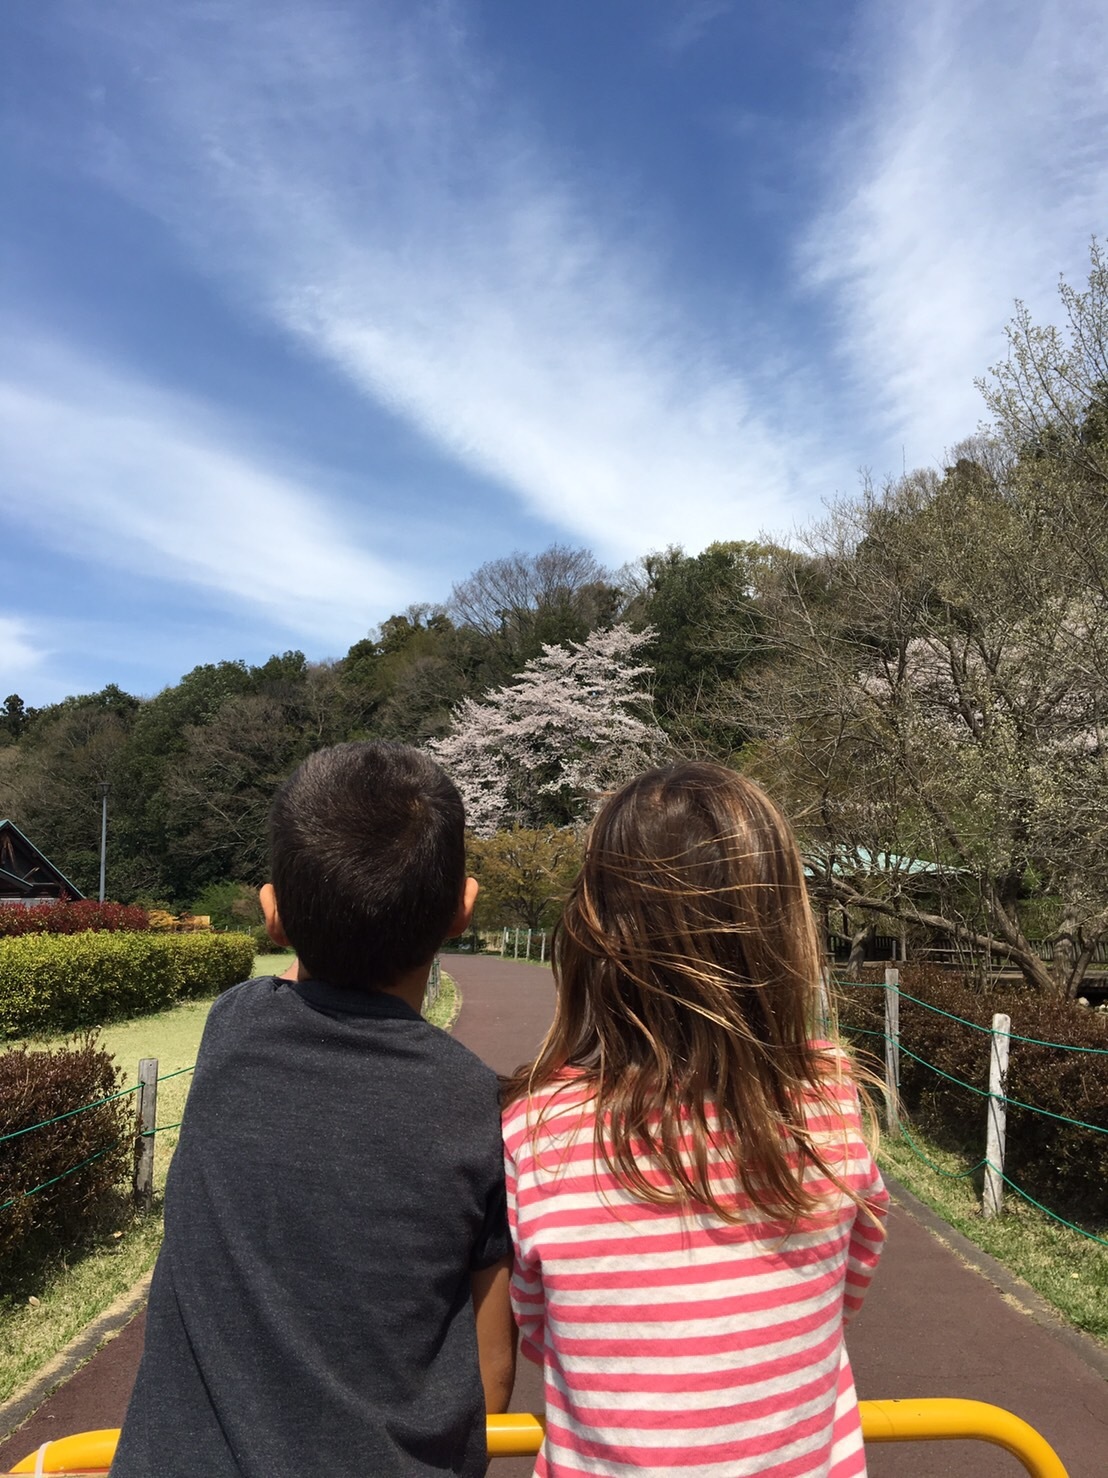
380, 964, 434, 1015
281, 957, 433, 1015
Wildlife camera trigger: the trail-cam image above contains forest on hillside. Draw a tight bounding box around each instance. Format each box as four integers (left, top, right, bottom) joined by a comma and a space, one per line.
4, 249, 1108, 997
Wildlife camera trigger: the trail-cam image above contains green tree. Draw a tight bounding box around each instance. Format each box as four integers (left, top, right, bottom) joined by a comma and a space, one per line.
0, 689, 137, 896
468, 826, 582, 930
1, 694, 32, 742
636, 542, 771, 751
189, 880, 265, 932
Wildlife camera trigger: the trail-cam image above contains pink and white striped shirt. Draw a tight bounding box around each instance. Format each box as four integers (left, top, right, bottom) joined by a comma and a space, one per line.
502, 1047, 887, 1477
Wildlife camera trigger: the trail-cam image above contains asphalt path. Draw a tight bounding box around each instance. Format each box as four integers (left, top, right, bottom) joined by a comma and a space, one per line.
2, 955, 1105, 1476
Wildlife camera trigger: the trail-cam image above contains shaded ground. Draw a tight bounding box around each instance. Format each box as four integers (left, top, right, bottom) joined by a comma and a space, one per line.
2, 955, 1105, 1475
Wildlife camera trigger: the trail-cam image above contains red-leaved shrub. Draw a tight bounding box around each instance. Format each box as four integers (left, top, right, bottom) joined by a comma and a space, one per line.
0, 1035, 133, 1290
0, 899, 150, 937
836, 966, 1108, 1223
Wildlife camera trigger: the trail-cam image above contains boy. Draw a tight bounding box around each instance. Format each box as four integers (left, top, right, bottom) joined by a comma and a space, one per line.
113, 743, 514, 1477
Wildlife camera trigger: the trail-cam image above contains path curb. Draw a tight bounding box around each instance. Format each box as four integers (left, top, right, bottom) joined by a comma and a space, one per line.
0, 1273, 151, 1440
885, 1172, 1108, 1382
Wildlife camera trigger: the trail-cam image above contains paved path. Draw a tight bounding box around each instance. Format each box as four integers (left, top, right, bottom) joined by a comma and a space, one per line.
3, 956, 1106, 1476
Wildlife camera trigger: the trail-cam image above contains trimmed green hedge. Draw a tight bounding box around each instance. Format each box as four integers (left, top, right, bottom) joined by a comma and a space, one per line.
0, 932, 258, 1037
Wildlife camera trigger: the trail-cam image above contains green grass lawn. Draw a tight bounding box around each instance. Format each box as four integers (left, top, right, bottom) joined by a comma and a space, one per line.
0, 956, 457, 1403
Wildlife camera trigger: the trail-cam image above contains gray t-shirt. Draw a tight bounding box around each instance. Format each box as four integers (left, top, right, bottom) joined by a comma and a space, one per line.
113, 976, 509, 1478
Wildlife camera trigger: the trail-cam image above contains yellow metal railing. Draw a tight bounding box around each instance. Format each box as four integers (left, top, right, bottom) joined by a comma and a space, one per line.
9, 1399, 1069, 1476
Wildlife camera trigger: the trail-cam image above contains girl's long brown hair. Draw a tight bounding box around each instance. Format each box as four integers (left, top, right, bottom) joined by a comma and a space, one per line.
503, 761, 877, 1226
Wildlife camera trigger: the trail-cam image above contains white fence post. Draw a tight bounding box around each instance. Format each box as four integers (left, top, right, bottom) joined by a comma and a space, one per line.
884, 967, 900, 1135
540, 932, 546, 965
133, 1057, 158, 1211
513, 928, 520, 960
526, 928, 533, 961
983, 1012, 1011, 1219
500, 929, 507, 958
817, 966, 832, 1039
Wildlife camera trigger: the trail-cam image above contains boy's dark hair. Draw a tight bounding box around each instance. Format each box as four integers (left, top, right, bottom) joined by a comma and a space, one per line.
268, 742, 466, 990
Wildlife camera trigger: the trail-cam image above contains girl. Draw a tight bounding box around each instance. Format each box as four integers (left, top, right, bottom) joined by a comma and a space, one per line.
502, 762, 888, 1477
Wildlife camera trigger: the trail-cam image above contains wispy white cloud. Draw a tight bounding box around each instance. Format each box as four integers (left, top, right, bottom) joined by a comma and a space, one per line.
658, 0, 735, 55
0, 336, 412, 646
806, 0, 1108, 467
64, 0, 836, 558
0, 616, 45, 684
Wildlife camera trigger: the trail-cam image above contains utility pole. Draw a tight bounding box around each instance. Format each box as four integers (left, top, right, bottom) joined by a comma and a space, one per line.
98, 782, 110, 903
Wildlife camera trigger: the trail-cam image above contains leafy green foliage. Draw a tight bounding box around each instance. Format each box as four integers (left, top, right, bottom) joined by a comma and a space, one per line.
169, 933, 257, 999
0, 932, 258, 1036
1, 694, 35, 743
468, 826, 582, 929
637, 541, 770, 750
187, 881, 264, 932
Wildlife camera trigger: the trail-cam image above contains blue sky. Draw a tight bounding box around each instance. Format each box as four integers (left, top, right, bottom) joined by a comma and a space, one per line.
3, 0, 1106, 705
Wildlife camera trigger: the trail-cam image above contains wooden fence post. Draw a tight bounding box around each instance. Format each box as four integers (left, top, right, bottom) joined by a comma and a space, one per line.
526, 929, 532, 961
133, 1057, 158, 1211
422, 958, 441, 1014
884, 967, 900, 1135
983, 1012, 1011, 1219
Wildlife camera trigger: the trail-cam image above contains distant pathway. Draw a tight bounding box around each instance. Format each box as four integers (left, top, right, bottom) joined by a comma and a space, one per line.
2, 957, 1105, 1477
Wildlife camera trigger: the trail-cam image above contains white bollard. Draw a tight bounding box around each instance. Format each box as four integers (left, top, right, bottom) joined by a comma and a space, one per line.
983, 1013, 1011, 1219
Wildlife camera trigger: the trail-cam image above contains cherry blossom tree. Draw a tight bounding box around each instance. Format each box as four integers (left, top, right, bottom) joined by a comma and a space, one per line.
428, 624, 669, 835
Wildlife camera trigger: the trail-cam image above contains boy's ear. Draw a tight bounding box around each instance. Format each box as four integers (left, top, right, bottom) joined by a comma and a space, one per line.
447, 876, 479, 939
259, 883, 291, 949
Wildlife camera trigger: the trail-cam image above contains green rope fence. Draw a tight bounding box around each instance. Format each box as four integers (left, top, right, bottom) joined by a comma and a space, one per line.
994, 1171, 1108, 1249
0, 1082, 142, 1145
848, 1021, 1108, 1129
0, 1136, 131, 1212
2, 1065, 196, 1212
898, 1122, 987, 1181
832, 973, 1108, 1054
836, 977, 1108, 1249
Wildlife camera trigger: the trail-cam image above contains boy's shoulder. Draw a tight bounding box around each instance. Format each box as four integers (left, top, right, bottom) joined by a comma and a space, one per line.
204, 974, 498, 1089
200, 972, 277, 1027
417, 1017, 501, 1093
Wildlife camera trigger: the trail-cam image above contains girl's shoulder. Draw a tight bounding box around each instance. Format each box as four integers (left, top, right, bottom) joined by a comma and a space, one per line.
501, 1070, 595, 1145
810, 1036, 855, 1073
805, 1038, 864, 1106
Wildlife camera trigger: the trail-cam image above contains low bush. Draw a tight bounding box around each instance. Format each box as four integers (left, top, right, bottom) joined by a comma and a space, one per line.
187, 881, 264, 933
0, 932, 259, 1037
164, 932, 257, 999
0, 899, 150, 938
0, 1035, 133, 1291
249, 924, 274, 953
836, 967, 1108, 1221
